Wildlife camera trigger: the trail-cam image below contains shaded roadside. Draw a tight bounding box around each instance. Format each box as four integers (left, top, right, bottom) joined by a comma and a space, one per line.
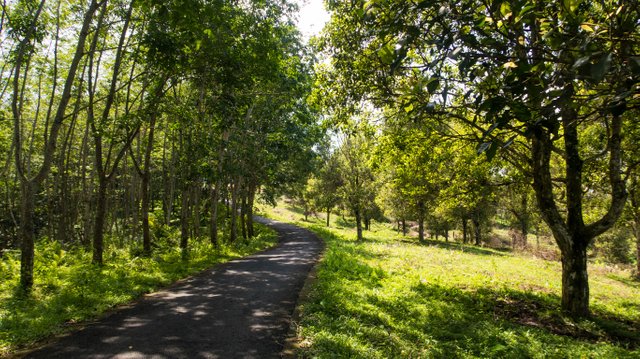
20, 217, 323, 359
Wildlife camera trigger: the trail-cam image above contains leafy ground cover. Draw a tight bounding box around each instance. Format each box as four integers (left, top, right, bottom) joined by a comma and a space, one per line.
0, 225, 278, 356
261, 204, 640, 358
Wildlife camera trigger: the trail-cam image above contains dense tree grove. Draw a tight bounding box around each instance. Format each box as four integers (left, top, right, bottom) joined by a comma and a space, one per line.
303, 0, 640, 318
0, 0, 321, 292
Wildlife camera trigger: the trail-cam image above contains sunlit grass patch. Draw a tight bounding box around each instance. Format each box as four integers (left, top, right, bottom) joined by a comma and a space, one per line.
261, 204, 640, 358
0, 224, 278, 355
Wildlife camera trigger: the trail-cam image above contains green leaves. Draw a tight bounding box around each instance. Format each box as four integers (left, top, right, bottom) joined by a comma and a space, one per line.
590, 53, 613, 83
377, 43, 395, 65
499, 2, 511, 18
572, 52, 613, 83
562, 0, 582, 14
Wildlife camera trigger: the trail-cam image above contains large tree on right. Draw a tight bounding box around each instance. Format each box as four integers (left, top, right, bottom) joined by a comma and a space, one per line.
320, 0, 640, 316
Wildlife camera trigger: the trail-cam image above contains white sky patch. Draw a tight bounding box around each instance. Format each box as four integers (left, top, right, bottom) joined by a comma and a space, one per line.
295, 0, 330, 41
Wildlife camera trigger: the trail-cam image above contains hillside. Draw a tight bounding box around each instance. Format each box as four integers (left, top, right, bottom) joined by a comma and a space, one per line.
261, 204, 640, 358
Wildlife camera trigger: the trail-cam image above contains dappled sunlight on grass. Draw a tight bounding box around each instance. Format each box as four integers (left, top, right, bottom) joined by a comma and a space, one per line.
261, 203, 640, 358
0, 226, 278, 355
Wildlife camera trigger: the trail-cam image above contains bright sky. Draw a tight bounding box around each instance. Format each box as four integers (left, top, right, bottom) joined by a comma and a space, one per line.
295, 0, 331, 41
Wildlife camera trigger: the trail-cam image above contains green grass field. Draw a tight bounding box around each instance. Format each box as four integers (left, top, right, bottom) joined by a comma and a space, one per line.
0, 224, 278, 356
261, 204, 640, 358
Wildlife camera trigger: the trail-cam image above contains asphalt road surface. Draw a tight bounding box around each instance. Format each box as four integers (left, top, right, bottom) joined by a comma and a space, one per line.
22, 217, 323, 359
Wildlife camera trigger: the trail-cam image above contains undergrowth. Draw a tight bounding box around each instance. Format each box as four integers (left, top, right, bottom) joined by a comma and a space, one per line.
262, 205, 640, 358
0, 224, 278, 355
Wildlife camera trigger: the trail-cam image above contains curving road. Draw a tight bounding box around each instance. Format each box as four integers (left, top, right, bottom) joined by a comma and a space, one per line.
22, 217, 322, 359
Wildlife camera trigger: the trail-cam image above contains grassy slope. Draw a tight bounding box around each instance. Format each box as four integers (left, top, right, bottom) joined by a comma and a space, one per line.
261, 204, 640, 358
0, 225, 278, 356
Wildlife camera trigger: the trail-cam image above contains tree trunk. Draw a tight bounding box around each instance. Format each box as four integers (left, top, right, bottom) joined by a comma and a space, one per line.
520, 193, 529, 247
354, 207, 363, 241
561, 244, 590, 317
247, 185, 255, 239
141, 109, 158, 255
633, 214, 640, 279
240, 191, 247, 240
326, 208, 331, 227
462, 218, 468, 244
180, 187, 189, 253
230, 181, 238, 243
417, 201, 425, 243
209, 184, 219, 246
19, 181, 36, 291
636, 228, 640, 279
473, 218, 481, 246
92, 180, 107, 264
163, 136, 176, 225
141, 167, 151, 254
193, 182, 201, 238
402, 218, 407, 236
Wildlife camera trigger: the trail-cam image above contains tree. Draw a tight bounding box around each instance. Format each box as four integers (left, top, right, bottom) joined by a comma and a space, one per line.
375, 119, 452, 243
319, 0, 640, 317
85, 0, 140, 264
624, 114, 640, 277
336, 129, 376, 242
309, 154, 343, 227
0, 0, 322, 291
7, 0, 102, 291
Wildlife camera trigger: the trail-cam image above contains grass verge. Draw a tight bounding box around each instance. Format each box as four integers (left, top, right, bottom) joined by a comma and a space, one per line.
261, 205, 640, 358
0, 224, 278, 356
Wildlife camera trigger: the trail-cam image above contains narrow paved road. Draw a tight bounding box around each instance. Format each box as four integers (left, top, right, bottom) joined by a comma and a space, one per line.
23, 217, 322, 359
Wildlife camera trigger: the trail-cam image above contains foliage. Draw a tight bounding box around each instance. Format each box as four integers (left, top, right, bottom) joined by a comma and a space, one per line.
316, 0, 640, 316
0, 0, 322, 291
0, 224, 278, 355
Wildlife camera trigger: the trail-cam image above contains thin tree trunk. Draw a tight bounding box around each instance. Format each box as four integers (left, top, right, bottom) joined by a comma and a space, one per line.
247, 184, 255, 239
193, 182, 201, 238
210, 183, 220, 246
92, 180, 107, 264
473, 218, 481, 246
240, 190, 247, 240
636, 225, 640, 279
19, 181, 36, 290
139, 95, 164, 255
462, 218, 468, 244
417, 201, 425, 243
180, 186, 189, 253
230, 180, 238, 243
354, 207, 363, 242
520, 192, 529, 247
326, 208, 331, 227
402, 218, 406, 236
